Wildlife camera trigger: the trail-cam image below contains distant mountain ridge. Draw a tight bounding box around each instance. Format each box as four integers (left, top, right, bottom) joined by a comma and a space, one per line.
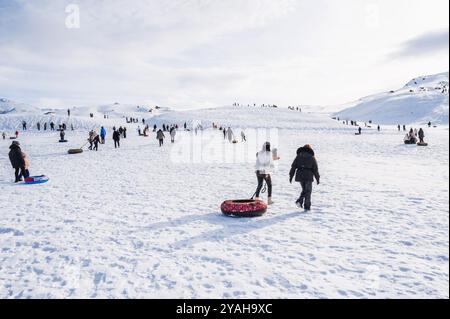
335, 72, 449, 125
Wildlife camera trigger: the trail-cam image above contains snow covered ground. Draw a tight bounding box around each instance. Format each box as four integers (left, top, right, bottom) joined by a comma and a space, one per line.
0, 105, 448, 299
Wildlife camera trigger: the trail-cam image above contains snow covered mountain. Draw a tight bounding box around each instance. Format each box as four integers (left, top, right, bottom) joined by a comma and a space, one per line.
335, 72, 449, 125
0, 98, 40, 114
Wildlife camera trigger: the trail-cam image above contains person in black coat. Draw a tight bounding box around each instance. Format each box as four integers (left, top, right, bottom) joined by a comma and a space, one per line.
289, 145, 320, 211
113, 129, 121, 148
8, 141, 26, 183
418, 128, 425, 143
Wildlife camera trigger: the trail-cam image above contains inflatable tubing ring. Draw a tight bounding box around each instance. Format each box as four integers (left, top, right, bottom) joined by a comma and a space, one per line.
417, 143, 429, 147
68, 149, 83, 154
221, 199, 267, 218
59, 140, 68, 143
25, 175, 49, 185
404, 140, 416, 145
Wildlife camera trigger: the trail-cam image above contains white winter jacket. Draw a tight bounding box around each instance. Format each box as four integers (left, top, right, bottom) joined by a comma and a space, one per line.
255, 150, 274, 175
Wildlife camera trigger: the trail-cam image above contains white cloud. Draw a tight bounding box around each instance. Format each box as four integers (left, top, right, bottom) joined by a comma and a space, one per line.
0, 0, 448, 108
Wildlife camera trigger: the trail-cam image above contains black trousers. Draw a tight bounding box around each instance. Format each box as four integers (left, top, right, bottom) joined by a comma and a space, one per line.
298, 180, 313, 209
14, 167, 25, 182
255, 173, 272, 198
159, 139, 164, 147
114, 140, 120, 148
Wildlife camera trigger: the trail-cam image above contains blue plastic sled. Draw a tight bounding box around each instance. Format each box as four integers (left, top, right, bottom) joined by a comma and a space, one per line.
24, 175, 49, 185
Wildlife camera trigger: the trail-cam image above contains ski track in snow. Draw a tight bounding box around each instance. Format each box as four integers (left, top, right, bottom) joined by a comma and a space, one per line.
0, 107, 448, 299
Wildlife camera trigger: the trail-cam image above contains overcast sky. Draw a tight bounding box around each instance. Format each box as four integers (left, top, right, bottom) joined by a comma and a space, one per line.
0, 0, 448, 109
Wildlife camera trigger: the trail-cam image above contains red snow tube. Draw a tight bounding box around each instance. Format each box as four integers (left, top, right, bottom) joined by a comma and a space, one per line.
221, 199, 267, 218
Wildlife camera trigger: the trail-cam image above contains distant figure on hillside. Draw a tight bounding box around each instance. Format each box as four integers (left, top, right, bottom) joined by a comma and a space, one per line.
50, 122, 55, 131
428, 121, 432, 128
22, 121, 27, 131
37, 122, 41, 131
100, 127, 106, 144
123, 127, 127, 139
403, 125, 406, 131
226, 127, 234, 143
398, 125, 401, 131
223, 128, 226, 140
88, 130, 95, 150
113, 129, 121, 148
44, 123, 47, 131
2, 132, 6, 140
241, 131, 246, 142
418, 128, 425, 144
289, 145, 320, 211
59, 130, 66, 142
377, 125, 381, 132
170, 127, 176, 143
358, 127, 362, 135
67, 109, 71, 117
156, 129, 165, 147
93, 134, 100, 151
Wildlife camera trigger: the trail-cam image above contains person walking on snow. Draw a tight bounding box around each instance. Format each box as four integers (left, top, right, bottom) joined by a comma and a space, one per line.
418, 128, 425, 144
8, 141, 26, 183
241, 131, 246, 142
254, 142, 279, 205
88, 130, 95, 150
113, 129, 121, 148
289, 145, 320, 211
156, 129, 165, 147
226, 127, 234, 143
60, 129, 66, 142
22, 121, 27, 131
223, 128, 226, 140
170, 127, 176, 143
100, 127, 106, 144
93, 134, 100, 151
2, 132, 6, 140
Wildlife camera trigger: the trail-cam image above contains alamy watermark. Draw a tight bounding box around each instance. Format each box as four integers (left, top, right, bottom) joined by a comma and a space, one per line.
169, 127, 280, 165
65, 4, 80, 29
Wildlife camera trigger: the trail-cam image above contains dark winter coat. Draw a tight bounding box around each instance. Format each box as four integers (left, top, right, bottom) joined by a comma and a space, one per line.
156, 130, 165, 140
289, 147, 320, 183
418, 129, 425, 139
9, 144, 25, 169
113, 131, 121, 141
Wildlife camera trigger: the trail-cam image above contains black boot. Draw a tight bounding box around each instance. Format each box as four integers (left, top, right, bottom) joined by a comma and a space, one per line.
296, 198, 304, 208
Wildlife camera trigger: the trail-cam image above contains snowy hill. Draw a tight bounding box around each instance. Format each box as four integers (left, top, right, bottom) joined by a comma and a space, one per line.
335, 72, 449, 125
0, 98, 40, 114
150, 105, 343, 131
0, 100, 171, 131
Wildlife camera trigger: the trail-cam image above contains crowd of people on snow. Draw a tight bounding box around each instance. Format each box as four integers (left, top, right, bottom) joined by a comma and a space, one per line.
233, 102, 278, 108
4, 109, 436, 212
288, 106, 302, 112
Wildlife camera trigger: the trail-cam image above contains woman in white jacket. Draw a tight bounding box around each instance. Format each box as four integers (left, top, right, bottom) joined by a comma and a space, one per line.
254, 142, 279, 205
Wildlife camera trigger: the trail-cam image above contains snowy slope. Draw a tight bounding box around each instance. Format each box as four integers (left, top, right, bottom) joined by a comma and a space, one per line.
0, 105, 448, 299
0, 101, 170, 131
0, 98, 40, 115
335, 72, 449, 125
